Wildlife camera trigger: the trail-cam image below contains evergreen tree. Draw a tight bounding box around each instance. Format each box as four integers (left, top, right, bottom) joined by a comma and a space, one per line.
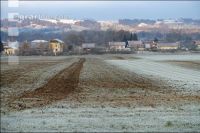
133, 33, 138, 41
130, 33, 133, 41
68, 45, 73, 51
154, 37, 158, 43
123, 35, 127, 42
0, 41, 4, 53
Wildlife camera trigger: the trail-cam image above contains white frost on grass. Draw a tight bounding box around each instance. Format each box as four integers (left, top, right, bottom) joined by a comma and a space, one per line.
1, 104, 200, 132
136, 54, 200, 61
106, 54, 200, 93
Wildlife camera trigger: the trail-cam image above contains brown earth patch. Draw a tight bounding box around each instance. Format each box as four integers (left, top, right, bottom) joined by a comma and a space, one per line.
110, 56, 140, 60
111, 56, 125, 60
127, 56, 141, 60
8, 58, 85, 111
162, 60, 200, 70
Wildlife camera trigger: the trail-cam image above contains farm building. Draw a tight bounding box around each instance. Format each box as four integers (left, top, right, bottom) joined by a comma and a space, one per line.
30, 40, 49, 55
145, 43, 151, 49
4, 46, 16, 55
108, 42, 130, 51
157, 42, 180, 50
3, 41, 19, 55
193, 41, 200, 50
127, 40, 144, 51
143, 41, 153, 50
49, 39, 64, 56
82, 43, 95, 49
82, 43, 96, 53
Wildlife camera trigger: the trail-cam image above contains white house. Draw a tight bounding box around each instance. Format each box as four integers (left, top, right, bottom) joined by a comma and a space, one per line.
82, 43, 96, 49
127, 40, 144, 51
82, 43, 96, 53
145, 43, 151, 49
108, 42, 128, 51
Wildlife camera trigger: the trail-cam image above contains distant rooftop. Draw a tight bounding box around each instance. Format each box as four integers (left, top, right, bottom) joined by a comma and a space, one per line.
31, 40, 48, 43
82, 43, 95, 48
109, 42, 125, 46
50, 39, 64, 43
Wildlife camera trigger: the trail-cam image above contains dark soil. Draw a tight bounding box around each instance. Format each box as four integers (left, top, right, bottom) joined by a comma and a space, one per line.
8, 58, 85, 110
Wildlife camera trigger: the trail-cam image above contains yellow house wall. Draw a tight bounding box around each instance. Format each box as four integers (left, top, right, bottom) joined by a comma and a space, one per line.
49, 42, 63, 53
4, 48, 16, 55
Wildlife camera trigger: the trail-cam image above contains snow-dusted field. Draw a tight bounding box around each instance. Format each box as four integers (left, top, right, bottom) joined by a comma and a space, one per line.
1, 54, 200, 132
137, 54, 200, 61
2, 103, 200, 132
107, 54, 200, 94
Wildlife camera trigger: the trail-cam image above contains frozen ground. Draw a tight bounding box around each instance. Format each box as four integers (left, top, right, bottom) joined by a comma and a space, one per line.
1, 56, 79, 112
136, 54, 200, 61
1, 104, 200, 132
1, 54, 200, 132
107, 54, 200, 94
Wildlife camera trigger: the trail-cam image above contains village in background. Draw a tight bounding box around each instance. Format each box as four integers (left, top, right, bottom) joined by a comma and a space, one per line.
1, 18, 200, 56
1, 1, 200, 132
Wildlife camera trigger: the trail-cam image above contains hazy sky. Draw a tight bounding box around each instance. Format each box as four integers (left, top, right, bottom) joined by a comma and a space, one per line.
1, 1, 200, 20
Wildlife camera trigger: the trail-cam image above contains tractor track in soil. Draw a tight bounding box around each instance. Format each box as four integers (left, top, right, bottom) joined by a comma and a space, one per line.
8, 58, 85, 111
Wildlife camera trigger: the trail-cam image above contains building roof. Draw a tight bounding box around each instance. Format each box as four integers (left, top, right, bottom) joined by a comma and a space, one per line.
109, 42, 125, 46
50, 39, 64, 43
31, 40, 48, 48
128, 40, 143, 45
3, 46, 11, 49
82, 43, 95, 48
127, 41, 143, 48
4, 45, 17, 49
31, 40, 48, 43
143, 41, 154, 44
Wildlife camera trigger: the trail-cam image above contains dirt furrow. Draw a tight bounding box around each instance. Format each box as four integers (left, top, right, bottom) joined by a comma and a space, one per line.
8, 58, 85, 110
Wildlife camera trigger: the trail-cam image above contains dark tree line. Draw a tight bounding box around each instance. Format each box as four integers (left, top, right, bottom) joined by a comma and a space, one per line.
62, 30, 136, 46
0, 41, 4, 52
1, 29, 200, 50
1, 30, 134, 45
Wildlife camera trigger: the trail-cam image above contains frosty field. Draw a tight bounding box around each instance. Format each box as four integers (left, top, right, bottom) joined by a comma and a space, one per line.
1, 54, 200, 132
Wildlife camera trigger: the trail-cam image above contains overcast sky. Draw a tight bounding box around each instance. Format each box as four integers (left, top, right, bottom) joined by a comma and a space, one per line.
1, 1, 200, 20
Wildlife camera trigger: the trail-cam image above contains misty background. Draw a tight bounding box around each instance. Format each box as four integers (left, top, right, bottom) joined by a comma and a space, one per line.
1, 1, 200, 20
